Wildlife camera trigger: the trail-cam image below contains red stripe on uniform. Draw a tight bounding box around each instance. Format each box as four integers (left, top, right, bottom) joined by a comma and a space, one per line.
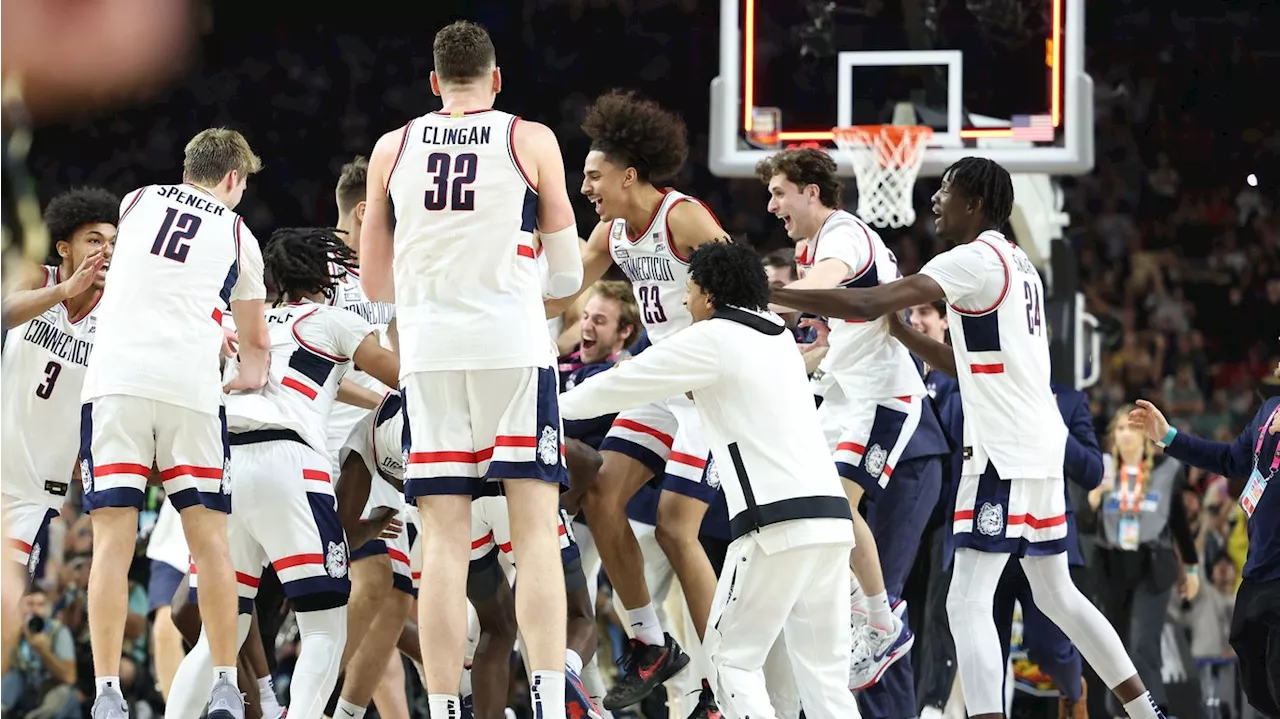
517, 245, 536, 258
408, 435, 537, 465
970, 363, 1005, 374
236, 572, 261, 588
610, 419, 675, 448
836, 441, 866, 455
8, 539, 32, 552
668, 451, 707, 470
472, 532, 494, 549
387, 548, 410, 565
94, 462, 152, 478
212, 308, 223, 324
497, 523, 566, 554
159, 465, 222, 480
1008, 513, 1067, 529
302, 469, 330, 482
282, 377, 318, 399
274, 554, 324, 571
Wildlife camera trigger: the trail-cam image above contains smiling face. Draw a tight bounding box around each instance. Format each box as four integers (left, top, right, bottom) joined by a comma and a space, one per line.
578, 294, 630, 364
684, 277, 715, 323
766, 173, 825, 241
58, 221, 117, 291
930, 170, 978, 242
581, 150, 633, 222
909, 303, 948, 342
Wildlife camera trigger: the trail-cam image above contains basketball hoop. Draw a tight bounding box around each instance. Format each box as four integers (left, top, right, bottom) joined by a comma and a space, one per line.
833, 125, 933, 229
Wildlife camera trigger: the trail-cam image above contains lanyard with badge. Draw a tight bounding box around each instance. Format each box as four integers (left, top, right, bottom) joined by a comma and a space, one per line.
1116, 462, 1145, 550
1241, 404, 1280, 518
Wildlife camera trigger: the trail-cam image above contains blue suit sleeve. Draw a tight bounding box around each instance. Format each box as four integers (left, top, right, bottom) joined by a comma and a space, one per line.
1063, 394, 1104, 490
1164, 399, 1277, 481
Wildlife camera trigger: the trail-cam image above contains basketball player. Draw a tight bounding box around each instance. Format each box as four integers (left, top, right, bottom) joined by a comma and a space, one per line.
168, 227, 401, 719
80, 128, 270, 719
561, 241, 862, 719
549, 89, 730, 709
2, 188, 116, 579
359, 21, 583, 719
771, 157, 1168, 719
758, 149, 948, 710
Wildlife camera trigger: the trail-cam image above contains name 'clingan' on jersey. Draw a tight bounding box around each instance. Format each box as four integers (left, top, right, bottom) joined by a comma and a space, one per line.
82, 184, 266, 416
606, 189, 703, 345
386, 109, 549, 373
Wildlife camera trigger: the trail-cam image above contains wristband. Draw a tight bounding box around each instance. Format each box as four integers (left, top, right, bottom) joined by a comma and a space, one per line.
1156, 426, 1177, 448
1185, 564, 1199, 575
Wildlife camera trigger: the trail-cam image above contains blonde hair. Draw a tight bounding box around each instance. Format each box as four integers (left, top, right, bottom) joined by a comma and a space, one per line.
588, 280, 641, 349
1108, 403, 1156, 476
183, 128, 263, 185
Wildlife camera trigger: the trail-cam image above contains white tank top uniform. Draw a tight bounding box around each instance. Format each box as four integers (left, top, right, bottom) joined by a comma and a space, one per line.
919, 230, 1069, 553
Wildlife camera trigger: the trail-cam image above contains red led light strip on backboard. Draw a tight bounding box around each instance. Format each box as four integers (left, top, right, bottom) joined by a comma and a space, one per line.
743, 0, 1063, 141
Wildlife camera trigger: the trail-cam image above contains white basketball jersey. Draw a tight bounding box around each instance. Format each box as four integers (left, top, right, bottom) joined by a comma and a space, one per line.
224, 302, 374, 455
386, 109, 549, 372
797, 210, 925, 401
324, 266, 395, 472
1, 267, 100, 507
919, 231, 1067, 478
607, 189, 699, 344
82, 184, 266, 414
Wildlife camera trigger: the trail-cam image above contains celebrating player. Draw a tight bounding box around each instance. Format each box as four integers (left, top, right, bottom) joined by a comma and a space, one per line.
772, 157, 1169, 719
360, 20, 583, 719
80, 129, 271, 719
547, 89, 729, 709
2, 188, 117, 578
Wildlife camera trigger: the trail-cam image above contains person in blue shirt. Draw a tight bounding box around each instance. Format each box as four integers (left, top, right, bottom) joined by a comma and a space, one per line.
1128, 392, 1280, 717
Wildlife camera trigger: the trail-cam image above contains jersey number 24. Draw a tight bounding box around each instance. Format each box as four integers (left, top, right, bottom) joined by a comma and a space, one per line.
423, 152, 478, 211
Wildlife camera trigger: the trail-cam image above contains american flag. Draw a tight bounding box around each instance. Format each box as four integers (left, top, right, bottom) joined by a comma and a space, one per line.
1011, 114, 1054, 142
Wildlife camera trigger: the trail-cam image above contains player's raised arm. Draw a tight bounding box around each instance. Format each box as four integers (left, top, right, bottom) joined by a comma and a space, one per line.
226, 222, 271, 391
359, 129, 402, 304
544, 221, 612, 318
771, 273, 944, 322
514, 119, 582, 299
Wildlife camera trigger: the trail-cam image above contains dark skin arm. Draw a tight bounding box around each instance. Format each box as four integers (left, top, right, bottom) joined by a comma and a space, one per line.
886, 311, 959, 378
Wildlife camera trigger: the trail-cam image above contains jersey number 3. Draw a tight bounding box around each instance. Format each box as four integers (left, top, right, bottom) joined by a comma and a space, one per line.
423, 152, 478, 211
35, 360, 61, 400
151, 208, 203, 263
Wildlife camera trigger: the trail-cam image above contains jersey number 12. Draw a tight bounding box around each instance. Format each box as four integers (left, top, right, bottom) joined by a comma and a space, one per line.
423, 152, 478, 211
151, 208, 203, 263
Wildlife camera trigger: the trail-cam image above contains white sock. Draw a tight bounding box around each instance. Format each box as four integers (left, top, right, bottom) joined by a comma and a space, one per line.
1123, 692, 1163, 719
626, 603, 664, 646
531, 670, 567, 719
95, 676, 122, 697
335, 698, 368, 719
257, 674, 276, 699
428, 694, 461, 719
850, 576, 868, 614
289, 607, 348, 719
213, 664, 238, 687
565, 648, 584, 675
866, 591, 893, 631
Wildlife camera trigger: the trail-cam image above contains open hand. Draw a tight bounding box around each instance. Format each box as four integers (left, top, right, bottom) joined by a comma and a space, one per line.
1128, 400, 1171, 442
61, 248, 105, 298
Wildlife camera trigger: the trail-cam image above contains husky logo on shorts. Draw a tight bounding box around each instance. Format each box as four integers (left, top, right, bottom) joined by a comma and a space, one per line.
325, 541, 348, 579
221, 458, 232, 495
537, 426, 559, 466
977, 502, 1004, 537
79, 459, 92, 494
705, 456, 721, 489
864, 444, 888, 478
27, 543, 41, 578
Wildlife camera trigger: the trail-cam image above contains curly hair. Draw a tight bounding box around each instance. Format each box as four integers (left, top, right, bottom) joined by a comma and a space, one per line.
689, 242, 770, 312
754, 148, 843, 208
43, 187, 119, 263
262, 227, 356, 305
942, 157, 1014, 230
581, 90, 688, 183
336, 156, 368, 215
433, 21, 496, 83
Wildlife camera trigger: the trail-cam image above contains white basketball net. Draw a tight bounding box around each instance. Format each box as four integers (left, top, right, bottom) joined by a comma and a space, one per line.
833, 126, 933, 229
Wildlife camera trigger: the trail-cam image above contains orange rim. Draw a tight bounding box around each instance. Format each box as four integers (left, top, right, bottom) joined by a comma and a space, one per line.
833, 125, 933, 168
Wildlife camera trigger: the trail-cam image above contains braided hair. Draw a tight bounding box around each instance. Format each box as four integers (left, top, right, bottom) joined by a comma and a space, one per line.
942, 157, 1015, 231
262, 227, 356, 305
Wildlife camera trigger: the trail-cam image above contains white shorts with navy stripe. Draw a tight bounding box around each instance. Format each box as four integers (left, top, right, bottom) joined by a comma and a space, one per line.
350, 508, 415, 597
80, 395, 230, 513
468, 495, 577, 567
3, 494, 58, 580
190, 435, 349, 611
599, 394, 717, 504
818, 386, 921, 496
402, 367, 567, 499
952, 462, 1068, 557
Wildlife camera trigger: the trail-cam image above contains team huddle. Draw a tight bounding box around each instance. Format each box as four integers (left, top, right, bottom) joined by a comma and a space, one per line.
4, 19, 1179, 719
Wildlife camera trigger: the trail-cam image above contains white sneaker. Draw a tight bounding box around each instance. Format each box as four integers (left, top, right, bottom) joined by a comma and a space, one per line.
848, 613, 915, 691
850, 596, 908, 633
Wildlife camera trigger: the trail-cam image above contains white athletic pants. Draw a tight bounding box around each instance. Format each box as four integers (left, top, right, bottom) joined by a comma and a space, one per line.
704, 535, 861, 719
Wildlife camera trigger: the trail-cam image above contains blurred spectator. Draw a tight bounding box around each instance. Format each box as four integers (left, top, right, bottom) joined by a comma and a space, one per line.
2, 589, 78, 717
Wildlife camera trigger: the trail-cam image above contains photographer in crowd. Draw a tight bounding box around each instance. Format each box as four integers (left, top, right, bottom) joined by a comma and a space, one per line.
2, 588, 78, 717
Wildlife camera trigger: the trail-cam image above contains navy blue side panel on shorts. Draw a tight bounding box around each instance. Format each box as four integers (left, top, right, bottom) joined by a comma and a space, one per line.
837, 403, 908, 496
658, 451, 720, 505
276, 493, 351, 601
953, 463, 1068, 558
78, 401, 143, 511
351, 539, 388, 562
147, 560, 186, 615
485, 367, 568, 488
599, 431, 667, 479
18, 508, 59, 584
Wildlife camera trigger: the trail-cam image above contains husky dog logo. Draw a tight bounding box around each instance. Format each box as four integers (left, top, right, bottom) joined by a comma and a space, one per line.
79, 459, 92, 494
704, 457, 721, 489
325, 541, 349, 579
864, 444, 888, 478
27, 543, 41, 578
977, 502, 1004, 537
537, 426, 559, 466
221, 457, 233, 495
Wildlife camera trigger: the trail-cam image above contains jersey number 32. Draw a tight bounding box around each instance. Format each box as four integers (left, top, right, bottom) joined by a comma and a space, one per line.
423, 152, 478, 211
